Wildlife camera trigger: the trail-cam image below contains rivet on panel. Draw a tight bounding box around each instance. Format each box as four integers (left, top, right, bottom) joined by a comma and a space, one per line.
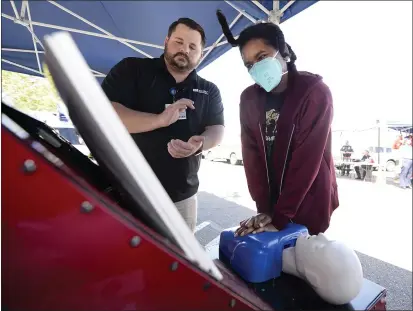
203, 282, 211, 291
170, 262, 179, 271
23, 159, 36, 174
229, 299, 236, 308
130, 236, 141, 247
80, 201, 94, 213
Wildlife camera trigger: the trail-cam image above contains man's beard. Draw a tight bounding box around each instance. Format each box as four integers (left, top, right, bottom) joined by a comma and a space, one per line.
164, 45, 199, 72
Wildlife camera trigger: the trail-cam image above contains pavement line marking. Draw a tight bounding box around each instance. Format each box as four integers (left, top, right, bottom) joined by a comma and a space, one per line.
208, 221, 224, 232
205, 235, 221, 250
194, 221, 210, 233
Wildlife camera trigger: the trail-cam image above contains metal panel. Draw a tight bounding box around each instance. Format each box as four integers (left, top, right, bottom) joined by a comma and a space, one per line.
1, 127, 260, 311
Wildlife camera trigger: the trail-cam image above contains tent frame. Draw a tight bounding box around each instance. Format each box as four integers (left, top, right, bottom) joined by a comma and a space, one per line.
2, 0, 295, 78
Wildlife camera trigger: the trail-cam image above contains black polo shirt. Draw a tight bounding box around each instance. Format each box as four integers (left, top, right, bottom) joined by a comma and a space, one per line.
101, 55, 224, 202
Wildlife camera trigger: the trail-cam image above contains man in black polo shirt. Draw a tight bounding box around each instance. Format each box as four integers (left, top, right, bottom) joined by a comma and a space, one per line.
101, 18, 225, 232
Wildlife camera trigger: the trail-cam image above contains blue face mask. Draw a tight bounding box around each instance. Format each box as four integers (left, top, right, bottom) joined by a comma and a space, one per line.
248, 51, 286, 92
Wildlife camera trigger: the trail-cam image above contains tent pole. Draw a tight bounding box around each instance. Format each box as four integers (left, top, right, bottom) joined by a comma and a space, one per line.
269, 0, 280, 24
47, 1, 154, 58
2, 13, 163, 50
26, 3, 43, 74
2, 57, 105, 78
280, 0, 296, 15
2, 48, 44, 54
9, 0, 19, 19
251, 1, 270, 15
20, 0, 28, 19
224, 1, 257, 24
199, 13, 243, 65
268, 0, 296, 25
203, 36, 240, 52
2, 59, 42, 75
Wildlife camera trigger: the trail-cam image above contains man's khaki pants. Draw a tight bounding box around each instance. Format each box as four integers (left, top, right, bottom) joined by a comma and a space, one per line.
174, 194, 198, 232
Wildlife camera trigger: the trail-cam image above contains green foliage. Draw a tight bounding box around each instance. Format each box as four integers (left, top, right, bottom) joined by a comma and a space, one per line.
2, 69, 61, 112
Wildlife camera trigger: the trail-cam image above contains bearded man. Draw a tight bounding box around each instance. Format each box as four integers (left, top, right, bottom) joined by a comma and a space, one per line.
101, 18, 225, 232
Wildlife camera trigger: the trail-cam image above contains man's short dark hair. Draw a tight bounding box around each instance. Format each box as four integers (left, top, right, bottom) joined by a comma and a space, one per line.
168, 18, 206, 47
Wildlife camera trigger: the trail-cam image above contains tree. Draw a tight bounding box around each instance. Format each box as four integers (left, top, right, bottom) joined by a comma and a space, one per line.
2, 68, 61, 112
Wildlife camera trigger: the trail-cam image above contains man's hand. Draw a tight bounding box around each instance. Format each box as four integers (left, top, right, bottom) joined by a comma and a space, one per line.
158, 99, 195, 127
168, 135, 204, 158
235, 213, 277, 236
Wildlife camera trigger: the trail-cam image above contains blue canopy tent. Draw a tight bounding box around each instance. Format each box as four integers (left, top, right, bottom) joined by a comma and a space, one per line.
387, 122, 413, 134
2, 0, 317, 82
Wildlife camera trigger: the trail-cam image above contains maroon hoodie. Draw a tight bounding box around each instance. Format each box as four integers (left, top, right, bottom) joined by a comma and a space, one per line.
240, 71, 339, 235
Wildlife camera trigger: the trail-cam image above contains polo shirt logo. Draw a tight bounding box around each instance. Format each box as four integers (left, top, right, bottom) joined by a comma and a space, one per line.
193, 88, 209, 95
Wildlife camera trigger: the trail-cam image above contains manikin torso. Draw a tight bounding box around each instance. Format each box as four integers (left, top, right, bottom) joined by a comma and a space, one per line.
282, 233, 363, 305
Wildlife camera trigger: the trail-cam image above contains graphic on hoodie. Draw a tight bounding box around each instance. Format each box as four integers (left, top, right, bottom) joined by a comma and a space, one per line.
265, 107, 280, 157
265, 109, 279, 142
264, 91, 284, 163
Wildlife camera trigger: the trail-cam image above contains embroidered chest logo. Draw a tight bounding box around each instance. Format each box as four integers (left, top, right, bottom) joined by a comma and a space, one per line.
193, 88, 209, 95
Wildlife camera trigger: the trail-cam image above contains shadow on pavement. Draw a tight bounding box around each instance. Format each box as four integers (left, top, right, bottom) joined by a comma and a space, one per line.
335, 172, 411, 190
385, 176, 412, 190
196, 191, 412, 310
197, 191, 255, 229
195, 191, 255, 248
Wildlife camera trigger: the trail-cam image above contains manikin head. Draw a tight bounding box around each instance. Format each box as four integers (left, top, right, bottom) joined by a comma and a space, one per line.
164, 18, 205, 73
216, 11, 296, 93
295, 233, 363, 305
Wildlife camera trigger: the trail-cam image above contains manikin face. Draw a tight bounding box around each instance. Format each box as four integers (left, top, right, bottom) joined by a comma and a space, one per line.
295, 233, 363, 305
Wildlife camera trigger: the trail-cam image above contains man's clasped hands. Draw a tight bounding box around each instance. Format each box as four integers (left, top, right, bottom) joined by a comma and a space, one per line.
159, 98, 204, 158
235, 213, 279, 237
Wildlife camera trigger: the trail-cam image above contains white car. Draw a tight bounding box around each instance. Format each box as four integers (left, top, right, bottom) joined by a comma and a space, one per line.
53, 126, 91, 157
366, 146, 399, 172
202, 143, 243, 165
34, 112, 92, 158
2, 95, 92, 159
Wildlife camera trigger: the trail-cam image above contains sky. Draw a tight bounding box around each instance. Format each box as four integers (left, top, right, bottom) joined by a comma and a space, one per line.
198, 1, 413, 141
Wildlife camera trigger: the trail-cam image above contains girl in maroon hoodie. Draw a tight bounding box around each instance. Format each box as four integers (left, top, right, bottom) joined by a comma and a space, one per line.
217, 11, 339, 235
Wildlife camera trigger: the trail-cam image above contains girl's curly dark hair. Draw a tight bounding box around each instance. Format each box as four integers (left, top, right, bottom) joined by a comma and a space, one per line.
216, 10, 297, 72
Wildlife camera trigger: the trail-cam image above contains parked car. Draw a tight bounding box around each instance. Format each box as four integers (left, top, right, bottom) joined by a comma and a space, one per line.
202, 143, 243, 165
36, 113, 93, 159
367, 146, 399, 172
53, 126, 91, 157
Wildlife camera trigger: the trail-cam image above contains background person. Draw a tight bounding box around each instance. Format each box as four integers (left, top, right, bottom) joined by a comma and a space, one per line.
353, 150, 373, 180
340, 140, 354, 176
399, 136, 412, 189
